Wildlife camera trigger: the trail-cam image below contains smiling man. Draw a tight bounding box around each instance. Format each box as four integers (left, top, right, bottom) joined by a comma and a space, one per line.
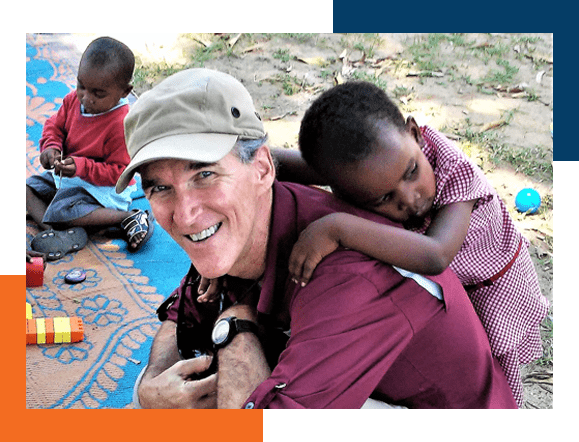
116, 68, 517, 409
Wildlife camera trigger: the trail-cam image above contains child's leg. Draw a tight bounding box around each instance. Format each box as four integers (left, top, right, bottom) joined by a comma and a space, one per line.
65, 208, 150, 250
26, 185, 51, 231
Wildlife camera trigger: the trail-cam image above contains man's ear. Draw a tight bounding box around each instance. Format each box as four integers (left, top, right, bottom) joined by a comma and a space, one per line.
405, 116, 425, 147
253, 144, 276, 191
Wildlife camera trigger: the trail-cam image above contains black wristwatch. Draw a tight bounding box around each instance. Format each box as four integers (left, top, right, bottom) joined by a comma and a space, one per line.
211, 317, 260, 350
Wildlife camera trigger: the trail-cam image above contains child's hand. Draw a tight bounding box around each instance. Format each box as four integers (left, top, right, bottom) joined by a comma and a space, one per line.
54, 156, 77, 177
197, 276, 224, 303
39, 148, 61, 170
289, 214, 342, 287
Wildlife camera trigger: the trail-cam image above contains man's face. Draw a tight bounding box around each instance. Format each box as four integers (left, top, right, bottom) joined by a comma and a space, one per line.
140, 148, 274, 280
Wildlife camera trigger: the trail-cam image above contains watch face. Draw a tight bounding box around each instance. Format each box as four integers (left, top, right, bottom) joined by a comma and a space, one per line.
212, 319, 231, 346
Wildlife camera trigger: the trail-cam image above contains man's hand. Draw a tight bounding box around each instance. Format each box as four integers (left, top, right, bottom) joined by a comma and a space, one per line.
138, 356, 218, 409
39, 148, 61, 170
54, 156, 77, 177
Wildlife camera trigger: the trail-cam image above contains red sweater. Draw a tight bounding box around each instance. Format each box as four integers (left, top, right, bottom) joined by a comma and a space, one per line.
39, 91, 132, 187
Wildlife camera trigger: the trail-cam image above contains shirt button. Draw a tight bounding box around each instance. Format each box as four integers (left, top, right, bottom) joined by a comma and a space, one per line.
244, 402, 255, 409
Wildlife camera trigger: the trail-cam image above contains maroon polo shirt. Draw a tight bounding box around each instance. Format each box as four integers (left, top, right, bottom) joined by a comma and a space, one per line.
163, 181, 517, 409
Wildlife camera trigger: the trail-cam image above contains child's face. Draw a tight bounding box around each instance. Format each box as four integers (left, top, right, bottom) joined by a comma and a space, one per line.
76, 63, 132, 115
331, 118, 436, 223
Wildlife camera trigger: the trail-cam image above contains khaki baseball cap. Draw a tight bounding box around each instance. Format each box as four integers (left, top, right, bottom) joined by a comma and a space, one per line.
116, 68, 266, 193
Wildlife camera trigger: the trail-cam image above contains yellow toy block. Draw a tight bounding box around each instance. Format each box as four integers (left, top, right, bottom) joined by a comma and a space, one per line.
36, 318, 46, 344
53, 317, 71, 344
26, 302, 32, 320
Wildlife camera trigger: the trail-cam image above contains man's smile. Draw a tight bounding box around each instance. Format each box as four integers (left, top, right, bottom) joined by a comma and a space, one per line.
187, 222, 223, 243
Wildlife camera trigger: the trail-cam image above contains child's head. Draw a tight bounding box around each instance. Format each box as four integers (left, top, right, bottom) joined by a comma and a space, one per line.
77, 37, 134, 114
299, 81, 436, 223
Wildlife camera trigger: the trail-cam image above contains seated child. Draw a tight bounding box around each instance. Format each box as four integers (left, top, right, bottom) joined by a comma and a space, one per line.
274, 81, 549, 408
26, 36, 154, 260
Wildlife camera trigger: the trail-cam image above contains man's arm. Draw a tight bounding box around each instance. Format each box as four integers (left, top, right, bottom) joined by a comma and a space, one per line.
138, 320, 218, 409
215, 304, 271, 409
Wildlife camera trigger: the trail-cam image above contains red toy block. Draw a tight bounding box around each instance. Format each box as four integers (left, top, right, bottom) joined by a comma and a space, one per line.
26, 257, 44, 287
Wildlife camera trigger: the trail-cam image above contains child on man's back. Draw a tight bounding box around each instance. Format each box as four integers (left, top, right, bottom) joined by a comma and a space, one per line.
27, 36, 154, 260
274, 81, 549, 408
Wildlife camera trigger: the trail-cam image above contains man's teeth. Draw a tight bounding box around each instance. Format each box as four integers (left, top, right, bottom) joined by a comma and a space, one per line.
189, 223, 221, 242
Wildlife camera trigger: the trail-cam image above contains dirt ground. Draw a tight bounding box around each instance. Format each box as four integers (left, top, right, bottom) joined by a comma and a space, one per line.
118, 33, 553, 408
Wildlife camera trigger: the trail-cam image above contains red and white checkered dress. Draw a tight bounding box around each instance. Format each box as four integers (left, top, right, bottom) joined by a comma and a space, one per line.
410, 126, 549, 407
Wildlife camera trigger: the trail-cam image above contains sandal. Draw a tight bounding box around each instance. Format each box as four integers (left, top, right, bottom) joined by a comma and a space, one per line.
31, 227, 88, 261
120, 209, 155, 252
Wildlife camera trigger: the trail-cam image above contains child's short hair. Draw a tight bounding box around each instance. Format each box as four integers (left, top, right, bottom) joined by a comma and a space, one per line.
299, 81, 405, 173
80, 37, 135, 87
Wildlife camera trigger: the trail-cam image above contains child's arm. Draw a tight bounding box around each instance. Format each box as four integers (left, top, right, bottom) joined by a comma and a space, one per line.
272, 148, 327, 185
289, 199, 477, 286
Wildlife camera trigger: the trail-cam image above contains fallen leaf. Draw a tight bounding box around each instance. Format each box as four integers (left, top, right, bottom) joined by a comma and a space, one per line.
227, 33, 242, 48
510, 92, 528, 99
242, 43, 264, 54
407, 71, 444, 77
480, 120, 508, 132
536, 70, 546, 84
297, 56, 327, 67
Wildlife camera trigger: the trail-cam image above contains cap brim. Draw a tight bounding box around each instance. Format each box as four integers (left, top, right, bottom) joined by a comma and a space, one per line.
116, 133, 238, 193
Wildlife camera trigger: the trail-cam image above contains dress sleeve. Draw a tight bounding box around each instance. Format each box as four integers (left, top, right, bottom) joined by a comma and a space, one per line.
437, 159, 494, 208
244, 270, 416, 409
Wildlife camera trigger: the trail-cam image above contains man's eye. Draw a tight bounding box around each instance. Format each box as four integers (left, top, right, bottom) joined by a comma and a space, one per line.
199, 171, 214, 179
149, 185, 168, 194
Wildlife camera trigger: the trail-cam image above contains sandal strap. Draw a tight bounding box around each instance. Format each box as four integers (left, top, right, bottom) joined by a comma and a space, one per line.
121, 210, 149, 242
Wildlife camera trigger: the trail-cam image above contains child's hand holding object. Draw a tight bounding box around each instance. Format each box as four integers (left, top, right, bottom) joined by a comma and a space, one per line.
39, 148, 61, 170
54, 156, 77, 177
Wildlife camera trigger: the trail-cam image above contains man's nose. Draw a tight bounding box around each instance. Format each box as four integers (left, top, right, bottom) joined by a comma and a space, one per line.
172, 190, 202, 227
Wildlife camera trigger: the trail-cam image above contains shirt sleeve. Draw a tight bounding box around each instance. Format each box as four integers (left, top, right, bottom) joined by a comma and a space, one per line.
39, 93, 72, 153
244, 267, 419, 409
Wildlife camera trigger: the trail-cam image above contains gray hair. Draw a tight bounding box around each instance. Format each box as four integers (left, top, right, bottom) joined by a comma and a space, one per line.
232, 135, 268, 163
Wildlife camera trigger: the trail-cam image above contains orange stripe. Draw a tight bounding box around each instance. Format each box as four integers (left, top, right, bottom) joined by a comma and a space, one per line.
26, 319, 36, 345
44, 317, 54, 344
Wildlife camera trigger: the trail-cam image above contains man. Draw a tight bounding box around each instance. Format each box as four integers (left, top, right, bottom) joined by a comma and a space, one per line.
116, 68, 517, 409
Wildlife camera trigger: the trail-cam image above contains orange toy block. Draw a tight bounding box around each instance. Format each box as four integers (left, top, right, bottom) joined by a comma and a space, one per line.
26, 319, 37, 344
70, 317, 84, 343
44, 318, 55, 344
26, 257, 44, 287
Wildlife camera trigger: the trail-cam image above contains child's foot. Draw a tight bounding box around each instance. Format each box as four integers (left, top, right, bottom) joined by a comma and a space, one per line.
120, 209, 155, 252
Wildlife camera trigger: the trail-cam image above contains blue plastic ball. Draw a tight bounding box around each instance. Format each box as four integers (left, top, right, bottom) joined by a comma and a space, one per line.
515, 188, 541, 214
